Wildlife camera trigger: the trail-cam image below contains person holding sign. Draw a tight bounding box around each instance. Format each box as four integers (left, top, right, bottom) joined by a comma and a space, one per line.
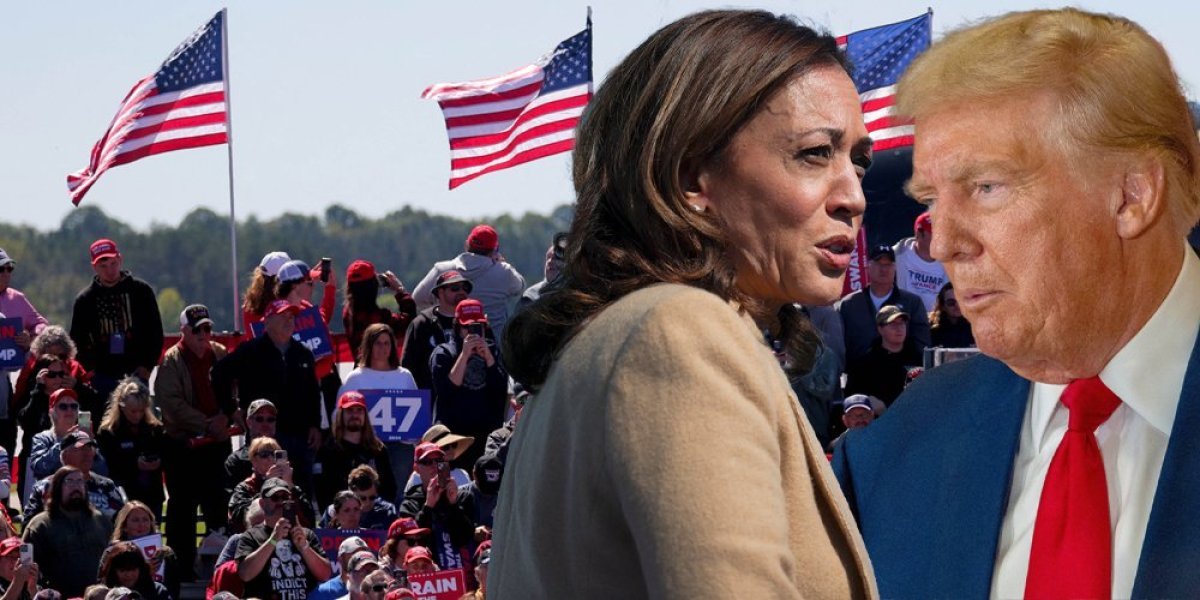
0, 248, 49, 348
493, 10, 877, 598
277, 259, 342, 426
429, 300, 507, 470
213, 300, 323, 489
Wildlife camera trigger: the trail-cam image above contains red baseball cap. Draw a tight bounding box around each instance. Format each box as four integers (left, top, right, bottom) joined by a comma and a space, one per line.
337, 390, 367, 411
403, 546, 434, 567
387, 517, 431, 540
265, 299, 302, 318
455, 299, 487, 325
0, 537, 21, 557
466, 224, 499, 253
346, 260, 376, 283
915, 212, 932, 234
413, 442, 445, 462
50, 388, 78, 409
89, 239, 120, 264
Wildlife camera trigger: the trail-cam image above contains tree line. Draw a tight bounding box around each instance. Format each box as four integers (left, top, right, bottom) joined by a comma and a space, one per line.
0, 203, 574, 333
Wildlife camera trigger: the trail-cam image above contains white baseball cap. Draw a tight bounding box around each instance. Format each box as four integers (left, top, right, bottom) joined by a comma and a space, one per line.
258, 251, 291, 277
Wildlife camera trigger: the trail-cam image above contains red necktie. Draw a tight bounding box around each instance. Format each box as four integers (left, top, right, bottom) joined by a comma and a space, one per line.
1025, 377, 1122, 600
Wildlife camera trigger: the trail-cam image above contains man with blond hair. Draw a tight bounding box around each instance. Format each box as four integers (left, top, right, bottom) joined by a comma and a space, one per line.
834, 8, 1200, 599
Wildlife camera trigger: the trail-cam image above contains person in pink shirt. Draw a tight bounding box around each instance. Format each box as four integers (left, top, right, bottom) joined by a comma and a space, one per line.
0, 248, 48, 350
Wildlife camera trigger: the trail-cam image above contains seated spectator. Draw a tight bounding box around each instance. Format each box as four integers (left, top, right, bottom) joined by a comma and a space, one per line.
429, 300, 508, 469
313, 390, 396, 509
460, 547, 490, 600
227, 437, 314, 534
398, 444, 473, 574
84, 585, 111, 600
343, 551, 384, 600
110, 502, 178, 600
402, 546, 438, 575
13, 326, 94, 418
358, 566, 395, 600
342, 260, 417, 358
22, 466, 114, 597
404, 425, 473, 492
320, 466, 397, 531
929, 282, 975, 348
208, 500, 265, 600
844, 306, 923, 406
17, 353, 99, 502
309, 536, 370, 600
483, 386, 527, 467
826, 395, 879, 453
96, 542, 170, 600
27, 388, 109, 488
233, 478, 332, 599
318, 491, 363, 529
339, 323, 418, 500
379, 517, 430, 587
457, 456, 502, 531
25, 431, 124, 523
95, 378, 166, 519
0, 537, 40, 600
224, 399, 277, 491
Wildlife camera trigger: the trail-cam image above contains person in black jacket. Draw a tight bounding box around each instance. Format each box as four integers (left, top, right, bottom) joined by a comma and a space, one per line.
212, 300, 322, 489
398, 443, 474, 575
69, 239, 163, 400
428, 300, 507, 470
844, 306, 923, 406
94, 377, 167, 520
312, 391, 397, 509
400, 271, 471, 394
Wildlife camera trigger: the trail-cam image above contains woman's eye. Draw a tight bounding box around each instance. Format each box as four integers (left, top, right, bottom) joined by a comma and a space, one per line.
799, 145, 833, 160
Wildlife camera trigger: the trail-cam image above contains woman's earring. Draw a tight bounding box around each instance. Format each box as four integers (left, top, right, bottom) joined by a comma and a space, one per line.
689, 204, 705, 213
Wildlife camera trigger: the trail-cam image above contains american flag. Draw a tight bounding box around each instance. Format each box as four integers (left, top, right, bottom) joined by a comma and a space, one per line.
838, 12, 931, 151
422, 22, 592, 189
67, 10, 229, 205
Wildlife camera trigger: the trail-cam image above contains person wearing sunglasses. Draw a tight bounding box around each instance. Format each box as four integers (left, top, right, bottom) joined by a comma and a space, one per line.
27, 388, 110, 489
929, 282, 975, 349
357, 567, 396, 600
223, 399, 278, 491
233, 477, 331, 599
24, 430, 124, 524
518, 231, 568, 308
154, 304, 236, 580
401, 270, 472, 397
397, 443, 473, 576
16, 352, 89, 502
318, 465, 397, 531
227, 436, 315, 535
378, 517, 431, 586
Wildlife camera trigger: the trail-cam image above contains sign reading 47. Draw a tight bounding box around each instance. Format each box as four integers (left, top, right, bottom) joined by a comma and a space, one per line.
358, 389, 432, 443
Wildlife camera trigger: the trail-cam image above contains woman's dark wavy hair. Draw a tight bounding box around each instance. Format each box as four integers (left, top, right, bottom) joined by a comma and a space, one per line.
929, 281, 957, 329
504, 10, 849, 389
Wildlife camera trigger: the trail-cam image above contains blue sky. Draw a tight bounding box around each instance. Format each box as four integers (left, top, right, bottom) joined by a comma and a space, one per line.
5, 1, 1198, 231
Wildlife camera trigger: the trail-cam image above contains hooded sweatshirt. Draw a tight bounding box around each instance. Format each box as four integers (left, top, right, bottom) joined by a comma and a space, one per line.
69, 271, 163, 378
411, 252, 525, 344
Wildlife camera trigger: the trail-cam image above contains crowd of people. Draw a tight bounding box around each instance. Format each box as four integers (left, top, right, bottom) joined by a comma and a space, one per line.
0, 207, 960, 597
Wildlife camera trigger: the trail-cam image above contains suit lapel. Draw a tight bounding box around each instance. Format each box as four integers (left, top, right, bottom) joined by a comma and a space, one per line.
926, 359, 1030, 596
1132, 324, 1200, 598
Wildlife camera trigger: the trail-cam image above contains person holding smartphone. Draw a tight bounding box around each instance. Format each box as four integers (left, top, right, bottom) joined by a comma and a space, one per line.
428, 300, 507, 470
0, 537, 39, 600
95, 378, 167, 520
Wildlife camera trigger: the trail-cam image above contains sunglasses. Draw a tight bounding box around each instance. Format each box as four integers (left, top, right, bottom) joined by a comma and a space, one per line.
944, 299, 959, 308
45, 371, 65, 379
416, 458, 445, 466
0, 266, 13, 273
404, 536, 423, 544
252, 416, 277, 423
441, 284, 467, 293
56, 403, 79, 411
253, 450, 278, 459
370, 584, 388, 593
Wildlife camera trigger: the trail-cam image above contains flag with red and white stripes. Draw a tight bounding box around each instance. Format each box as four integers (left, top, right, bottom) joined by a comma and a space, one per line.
422, 20, 592, 189
67, 10, 228, 205
837, 12, 931, 152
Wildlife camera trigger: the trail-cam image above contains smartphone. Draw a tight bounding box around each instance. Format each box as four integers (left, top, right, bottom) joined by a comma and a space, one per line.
468, 323, 485, 338
319, 257, 332, 283
18, 544, 32, 566
282, 502, 297, 525
274, 449, 288, 466
376, 273, 389, 287
78, 411, 92, 432
436, 460, 451, 483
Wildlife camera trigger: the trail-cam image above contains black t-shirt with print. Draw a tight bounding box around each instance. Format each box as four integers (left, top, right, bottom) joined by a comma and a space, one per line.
234, 524, 326, 600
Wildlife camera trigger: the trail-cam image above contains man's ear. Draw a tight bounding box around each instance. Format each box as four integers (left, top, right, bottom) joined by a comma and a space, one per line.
1115, 158, 1167, 240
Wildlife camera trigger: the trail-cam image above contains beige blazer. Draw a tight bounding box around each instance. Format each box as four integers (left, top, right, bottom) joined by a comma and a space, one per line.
489, 284, 876, 598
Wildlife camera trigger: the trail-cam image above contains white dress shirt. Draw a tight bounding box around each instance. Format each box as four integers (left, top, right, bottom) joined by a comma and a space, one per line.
992, 243, 1200, 600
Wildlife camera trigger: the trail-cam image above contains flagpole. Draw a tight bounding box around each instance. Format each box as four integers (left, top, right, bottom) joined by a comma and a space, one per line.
220, 7, 242, 333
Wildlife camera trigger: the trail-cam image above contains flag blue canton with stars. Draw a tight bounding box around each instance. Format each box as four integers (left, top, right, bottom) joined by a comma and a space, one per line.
541, 27, 592, 94
156, 11, 224, 93
843, 13, 930, 91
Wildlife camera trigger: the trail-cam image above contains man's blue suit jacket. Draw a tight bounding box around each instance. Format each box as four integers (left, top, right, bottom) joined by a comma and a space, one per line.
833, 327, 1200, 598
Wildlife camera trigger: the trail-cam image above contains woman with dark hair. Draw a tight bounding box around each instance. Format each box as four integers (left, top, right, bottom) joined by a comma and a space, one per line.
342, 260, 417, 357
929, 282, 975, 348
339, 323, 418, 493
491, 10, 876, 597
97, 542, 171, 600
317, 490, 363, 529
95, 379, 166, 519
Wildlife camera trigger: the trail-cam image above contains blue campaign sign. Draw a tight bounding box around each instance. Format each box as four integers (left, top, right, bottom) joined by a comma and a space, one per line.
358, 389, 432, 443
249, 306, 332, 360
0, 318, 23, 369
